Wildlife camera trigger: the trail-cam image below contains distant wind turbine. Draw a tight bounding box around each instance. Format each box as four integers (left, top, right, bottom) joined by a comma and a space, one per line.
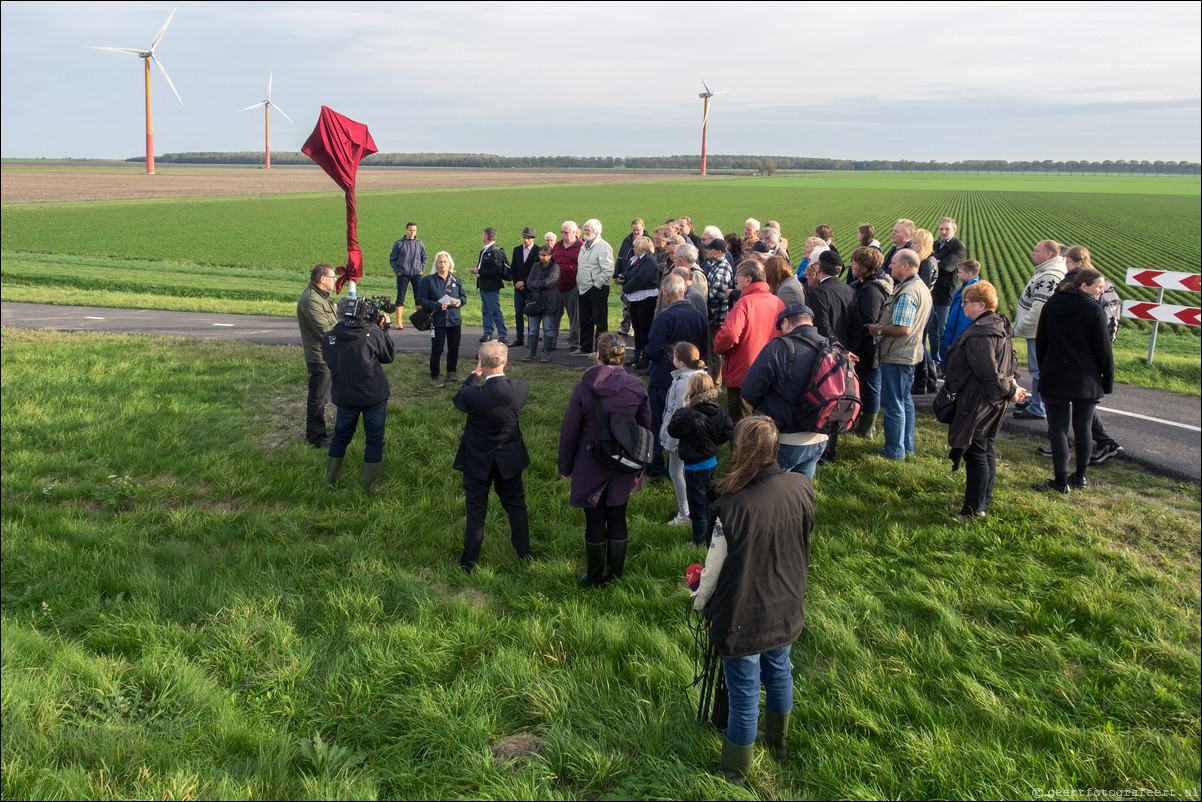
239, 72, 293, 169
88, 8, 183, 175
698, 77, 731, 177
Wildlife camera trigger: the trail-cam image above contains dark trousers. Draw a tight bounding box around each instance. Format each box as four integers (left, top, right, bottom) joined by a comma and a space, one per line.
460, 463, 530, 570
962, 437, 996, 514
583, 486, 628, 545
649, 383, 669, 477
396, 274, 421, 307
726, 385, 754, 423
579, 285, 610, 354
684, 466, 716, 545
430, 325, 461, 378
630, 297, 657, 354
513, 287, 529, 342
1047, 399, 1097, 480
328, 400, 387, 462
305, 360, 331, 444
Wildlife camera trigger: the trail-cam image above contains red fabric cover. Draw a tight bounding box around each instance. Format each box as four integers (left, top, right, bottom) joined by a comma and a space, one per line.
302, 106, 378, 293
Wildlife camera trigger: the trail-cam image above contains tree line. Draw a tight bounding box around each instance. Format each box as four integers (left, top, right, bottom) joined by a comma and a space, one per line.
138, 151, 1202, 175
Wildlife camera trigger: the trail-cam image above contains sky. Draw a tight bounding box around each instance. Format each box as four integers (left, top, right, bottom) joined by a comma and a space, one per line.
1, 1, 1199, 163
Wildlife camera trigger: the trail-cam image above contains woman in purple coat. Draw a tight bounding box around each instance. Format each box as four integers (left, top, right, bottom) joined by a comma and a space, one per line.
559, 335, 652, 587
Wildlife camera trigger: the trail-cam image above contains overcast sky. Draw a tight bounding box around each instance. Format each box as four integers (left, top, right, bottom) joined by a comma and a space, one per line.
2, 1, 1199, 162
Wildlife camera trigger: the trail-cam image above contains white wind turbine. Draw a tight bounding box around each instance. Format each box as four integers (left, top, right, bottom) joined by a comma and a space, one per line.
239, 72, 293, 169
88, 8, 183, 175
698, 77, 731, 176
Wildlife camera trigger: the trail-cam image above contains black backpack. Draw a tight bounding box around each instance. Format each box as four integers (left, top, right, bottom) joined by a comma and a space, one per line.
586, 391, 655, 473
783, 334, 862, 435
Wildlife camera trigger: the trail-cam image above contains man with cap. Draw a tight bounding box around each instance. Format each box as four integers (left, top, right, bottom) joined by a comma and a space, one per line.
803, 248, 856, 463
740, 303, 830, 479
511, 226, 542, 349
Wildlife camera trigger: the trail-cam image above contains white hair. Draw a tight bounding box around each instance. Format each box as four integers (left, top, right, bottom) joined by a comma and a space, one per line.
702, 225, 723, 241
432, 250, 455, 272
562, 221, 579, 234
745, 218, 761, 230
584, 218, 602, 236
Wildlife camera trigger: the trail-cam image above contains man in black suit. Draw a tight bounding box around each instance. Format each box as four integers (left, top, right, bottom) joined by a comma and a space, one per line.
931, 216, 968, 370
453, 340, 533, 573
806, 250, 855, 348
511, 226, 541, 349
804, 249, 855, 464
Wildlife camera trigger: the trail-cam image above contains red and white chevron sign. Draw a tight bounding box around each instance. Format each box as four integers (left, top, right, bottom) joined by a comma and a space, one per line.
1122, 301, 1201, 326
1125, 269, 1202, 292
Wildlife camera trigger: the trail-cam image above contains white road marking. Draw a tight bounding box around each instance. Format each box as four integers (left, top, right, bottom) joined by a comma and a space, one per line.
84, 316, 106, 320
212, 323, 235, 327
1097, 406, 1201, 432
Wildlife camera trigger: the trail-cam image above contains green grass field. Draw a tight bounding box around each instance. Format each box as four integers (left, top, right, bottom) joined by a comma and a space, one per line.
1, 326, 1198, 800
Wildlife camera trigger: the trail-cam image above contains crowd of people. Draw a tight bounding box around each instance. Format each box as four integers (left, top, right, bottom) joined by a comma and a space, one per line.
296, 213, 1121, 783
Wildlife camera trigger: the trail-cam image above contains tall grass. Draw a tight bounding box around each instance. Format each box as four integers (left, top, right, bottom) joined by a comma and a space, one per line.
2, 327, 1198, 799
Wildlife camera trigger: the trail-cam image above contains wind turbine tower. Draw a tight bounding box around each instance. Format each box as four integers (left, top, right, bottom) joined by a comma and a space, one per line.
698, 78, 731, 176
240, 72, 293, 169
88, 8, 183, 175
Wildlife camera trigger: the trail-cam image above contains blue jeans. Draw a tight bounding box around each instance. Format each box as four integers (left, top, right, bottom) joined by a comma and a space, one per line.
723, 644, 794, 747
856, 363, 881, 416
777, 441, 827, 480
527, 314, 557, 354
929, 305, 950, 369
880, 362, 916, 459
1024, 338, 1045, 417
328, 399, 387, 463
480, 290, 507, 338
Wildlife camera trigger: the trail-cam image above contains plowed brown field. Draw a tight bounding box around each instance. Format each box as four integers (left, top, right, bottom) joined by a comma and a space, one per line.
1, 162, 693, 204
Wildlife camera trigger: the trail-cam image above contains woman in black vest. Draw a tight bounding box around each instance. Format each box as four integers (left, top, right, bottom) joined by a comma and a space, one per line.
690, 416, 815, 784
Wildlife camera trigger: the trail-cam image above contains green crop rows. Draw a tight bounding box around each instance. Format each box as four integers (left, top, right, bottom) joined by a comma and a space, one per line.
3, 175, 1200, 318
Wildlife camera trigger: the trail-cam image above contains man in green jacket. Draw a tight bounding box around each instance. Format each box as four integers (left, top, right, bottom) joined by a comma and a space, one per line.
297, 263, 339, 447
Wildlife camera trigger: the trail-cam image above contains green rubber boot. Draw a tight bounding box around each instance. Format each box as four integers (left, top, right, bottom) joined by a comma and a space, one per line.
606, 538, 627, 580
763, 710, 791, 763
854, 412, 877, 439
578, 542, 607, 588
325, 457, 343, 491
719, 735, 754, 785
361, 461, 383, 493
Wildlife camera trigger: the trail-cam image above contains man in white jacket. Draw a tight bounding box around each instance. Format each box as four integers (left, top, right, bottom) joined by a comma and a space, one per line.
575, 218, 615, 357
1012, 239, 1066, 420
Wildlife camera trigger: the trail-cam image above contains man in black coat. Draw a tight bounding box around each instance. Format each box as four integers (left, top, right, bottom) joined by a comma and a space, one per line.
932, 216, 968, 370
806, 250, 855, 347
511, 226, 541, 349
615, 218, 646, 336
453, 340, 533, 573
472, 226, 510, 343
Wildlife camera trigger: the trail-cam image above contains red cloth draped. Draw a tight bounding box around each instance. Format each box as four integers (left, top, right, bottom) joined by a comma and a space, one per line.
301, 106, 378, 293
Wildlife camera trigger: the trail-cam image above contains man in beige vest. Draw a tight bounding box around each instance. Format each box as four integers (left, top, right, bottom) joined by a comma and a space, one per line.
869, 249, 932, 460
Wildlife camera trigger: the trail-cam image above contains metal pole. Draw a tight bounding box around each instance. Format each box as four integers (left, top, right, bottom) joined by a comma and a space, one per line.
1147, 287, 1163, 363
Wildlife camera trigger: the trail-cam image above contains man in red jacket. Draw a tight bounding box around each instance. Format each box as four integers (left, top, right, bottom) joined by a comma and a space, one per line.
713, 261, 785, 422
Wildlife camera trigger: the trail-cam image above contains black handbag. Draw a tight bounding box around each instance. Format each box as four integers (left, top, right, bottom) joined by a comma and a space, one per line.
932, 384, 957, 424
523, 298, 543, 317
409, 308, 433, 331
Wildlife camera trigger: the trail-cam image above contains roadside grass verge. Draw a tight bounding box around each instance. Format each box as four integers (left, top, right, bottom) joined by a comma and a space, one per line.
2, 327, 1198, 799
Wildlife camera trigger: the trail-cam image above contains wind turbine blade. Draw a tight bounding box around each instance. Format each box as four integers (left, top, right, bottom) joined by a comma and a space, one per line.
150, 8, 177, 51
714, 90, 733, 96
87, 46, 144, 55
152, 56, 184, 105
700, 76, 712, 95
269, 102, 293, 123
703, 105, 709, 129
267, 71, 272, 101
238, 102, 263, 112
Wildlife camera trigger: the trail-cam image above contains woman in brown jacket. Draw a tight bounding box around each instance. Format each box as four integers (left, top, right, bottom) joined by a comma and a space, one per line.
942, 282, 1027, 519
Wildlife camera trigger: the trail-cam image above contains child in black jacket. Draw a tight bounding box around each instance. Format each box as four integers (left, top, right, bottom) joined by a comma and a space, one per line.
667, 372, 734, 546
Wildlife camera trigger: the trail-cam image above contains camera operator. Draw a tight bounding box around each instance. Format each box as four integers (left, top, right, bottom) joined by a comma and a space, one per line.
297, 263, 339, 447
322, 296, 395, 492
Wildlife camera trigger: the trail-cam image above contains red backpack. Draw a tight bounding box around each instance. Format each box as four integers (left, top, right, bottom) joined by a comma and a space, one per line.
784, 334, 862, 435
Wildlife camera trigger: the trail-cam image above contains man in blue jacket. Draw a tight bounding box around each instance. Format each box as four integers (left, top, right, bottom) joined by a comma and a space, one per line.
741, 303, 830, 480
644, 273, 708, 478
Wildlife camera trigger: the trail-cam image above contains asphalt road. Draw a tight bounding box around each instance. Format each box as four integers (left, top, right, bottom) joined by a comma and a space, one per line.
5, 301, 1200, 484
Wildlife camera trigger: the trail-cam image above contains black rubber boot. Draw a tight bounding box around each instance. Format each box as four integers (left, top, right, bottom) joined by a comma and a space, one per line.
579, 542, 607, 587
719, 736, 754, 785
362, 461, 383, 492
624, 349, 642, 367
912, 362, 929, 395
325, 457, 343, 491
606, 538, 627, 580
763, 710, 790, 763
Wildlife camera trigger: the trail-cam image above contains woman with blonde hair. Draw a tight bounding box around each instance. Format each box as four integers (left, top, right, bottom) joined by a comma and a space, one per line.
691, 416, 815, 783
667, 371, 733, 547
417, 250, 467, 389
659, 342, 707, 528
912, 228, 941, 394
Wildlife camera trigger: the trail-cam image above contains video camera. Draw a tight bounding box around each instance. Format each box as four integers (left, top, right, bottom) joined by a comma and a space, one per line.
342, 295, 398, 329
